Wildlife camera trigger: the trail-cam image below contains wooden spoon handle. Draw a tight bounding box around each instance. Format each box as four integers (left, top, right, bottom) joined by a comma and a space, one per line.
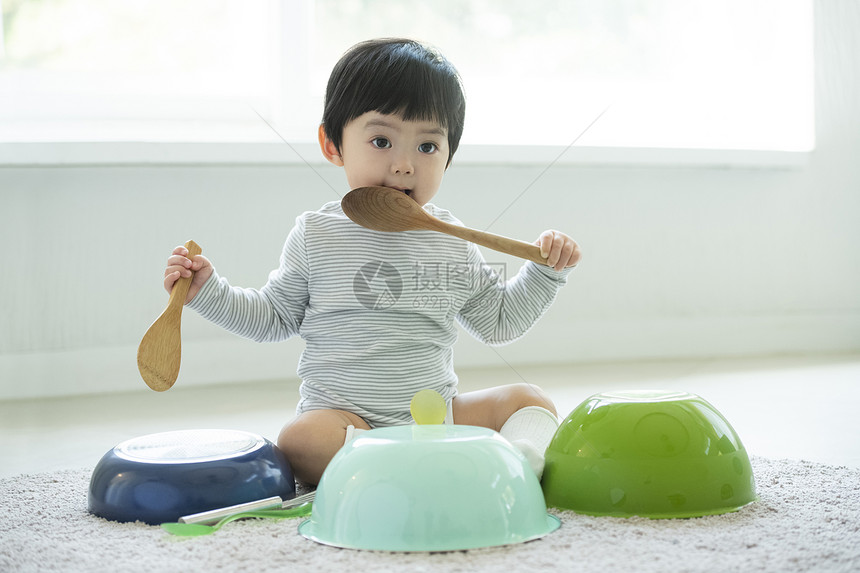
168, 240, 202, 308
434, 221, 549, 266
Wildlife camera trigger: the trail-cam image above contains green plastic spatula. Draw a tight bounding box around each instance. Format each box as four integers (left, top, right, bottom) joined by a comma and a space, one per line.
161, 504, 312, 537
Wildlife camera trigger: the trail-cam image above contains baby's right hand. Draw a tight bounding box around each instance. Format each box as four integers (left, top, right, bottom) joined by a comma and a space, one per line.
164, 245, 213, 303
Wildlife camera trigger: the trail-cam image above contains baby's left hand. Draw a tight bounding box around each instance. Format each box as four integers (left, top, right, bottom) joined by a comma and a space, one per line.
536, 230, 581, 271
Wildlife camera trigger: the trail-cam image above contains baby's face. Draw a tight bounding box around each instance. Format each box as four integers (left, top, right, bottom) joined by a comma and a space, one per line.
338, 111, 450, 206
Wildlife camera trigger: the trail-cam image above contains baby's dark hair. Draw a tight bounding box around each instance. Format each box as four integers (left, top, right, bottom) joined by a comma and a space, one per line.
322, 38, 466, 166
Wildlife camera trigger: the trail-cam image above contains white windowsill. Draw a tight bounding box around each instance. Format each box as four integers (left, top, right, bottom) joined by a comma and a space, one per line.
0, 140, 810, 169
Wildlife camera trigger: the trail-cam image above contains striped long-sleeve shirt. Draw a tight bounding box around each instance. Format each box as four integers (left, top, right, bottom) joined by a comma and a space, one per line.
188, 200, 573, 427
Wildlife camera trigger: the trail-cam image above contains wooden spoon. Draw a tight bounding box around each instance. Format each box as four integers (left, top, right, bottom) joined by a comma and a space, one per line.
341, 186, 549, 266
137, 240, 202, 391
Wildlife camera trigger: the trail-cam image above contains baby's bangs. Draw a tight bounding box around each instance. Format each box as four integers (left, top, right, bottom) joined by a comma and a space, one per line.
374, 88, 452, 131
370, 52, 459, 130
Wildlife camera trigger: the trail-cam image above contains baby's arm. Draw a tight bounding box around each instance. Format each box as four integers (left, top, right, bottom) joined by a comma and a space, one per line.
535, 230, 581, 271
457, 232, 579, 345
163, 244, 214, 304
169, 219, 309, 343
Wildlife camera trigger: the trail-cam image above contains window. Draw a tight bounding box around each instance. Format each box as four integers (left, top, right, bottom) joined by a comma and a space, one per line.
0, 0, 278, 141
310, 0, 814, 152
0, 0, 814, 159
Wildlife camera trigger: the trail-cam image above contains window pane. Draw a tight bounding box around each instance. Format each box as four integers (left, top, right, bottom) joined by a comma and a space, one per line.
310, 0, 814, 151
0, 0, 274, 134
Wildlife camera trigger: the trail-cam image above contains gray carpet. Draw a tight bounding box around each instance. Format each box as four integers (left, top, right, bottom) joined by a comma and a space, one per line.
1, 457, 858, 572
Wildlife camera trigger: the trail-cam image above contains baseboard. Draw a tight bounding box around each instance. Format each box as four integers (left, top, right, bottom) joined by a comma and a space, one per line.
2, 312, 858, 401
0, 337, 306, 401
454, 312, 860, 367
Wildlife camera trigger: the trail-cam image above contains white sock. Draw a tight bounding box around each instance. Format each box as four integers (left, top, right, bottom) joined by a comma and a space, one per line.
344, 425, 366, 445
499, 406, 559, 480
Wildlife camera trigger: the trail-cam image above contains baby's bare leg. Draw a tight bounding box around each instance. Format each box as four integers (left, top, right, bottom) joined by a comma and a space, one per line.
452, 382, 557, 430
454, 383, 559, 479
277, 409, 370, 485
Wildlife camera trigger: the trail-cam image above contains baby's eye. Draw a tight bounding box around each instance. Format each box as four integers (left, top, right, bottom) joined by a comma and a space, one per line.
418, 142, 438, 153
371, 137, 391, 149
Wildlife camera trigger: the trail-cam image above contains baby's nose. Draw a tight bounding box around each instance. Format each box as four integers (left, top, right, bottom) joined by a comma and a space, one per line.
390, 152, 414, 175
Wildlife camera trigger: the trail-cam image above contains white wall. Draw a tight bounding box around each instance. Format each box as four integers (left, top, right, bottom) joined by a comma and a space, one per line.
1, 1, 858, 400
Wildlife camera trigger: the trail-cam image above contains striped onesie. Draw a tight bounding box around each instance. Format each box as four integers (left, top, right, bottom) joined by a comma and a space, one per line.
188, 200, 573, 427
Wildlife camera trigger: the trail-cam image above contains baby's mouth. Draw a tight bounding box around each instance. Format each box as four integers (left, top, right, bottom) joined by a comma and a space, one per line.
387, 186, 412, 197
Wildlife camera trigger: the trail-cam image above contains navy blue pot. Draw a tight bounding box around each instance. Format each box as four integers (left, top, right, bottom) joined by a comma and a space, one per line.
88, 429, 295, 525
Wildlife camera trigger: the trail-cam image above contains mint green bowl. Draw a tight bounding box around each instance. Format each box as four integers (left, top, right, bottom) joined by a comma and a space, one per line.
542, 390, 756, 518
299, 425, 560, 551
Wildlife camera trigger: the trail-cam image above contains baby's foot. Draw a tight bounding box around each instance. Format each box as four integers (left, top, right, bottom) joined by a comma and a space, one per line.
510, 438, 545, 480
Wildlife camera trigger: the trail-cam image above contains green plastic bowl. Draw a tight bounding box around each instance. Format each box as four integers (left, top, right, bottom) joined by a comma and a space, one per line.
299, 425, 560, 551
542, 390, 756, 518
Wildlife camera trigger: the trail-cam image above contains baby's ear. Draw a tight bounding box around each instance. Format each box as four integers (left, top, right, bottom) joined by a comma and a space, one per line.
318, 124, 344, 166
